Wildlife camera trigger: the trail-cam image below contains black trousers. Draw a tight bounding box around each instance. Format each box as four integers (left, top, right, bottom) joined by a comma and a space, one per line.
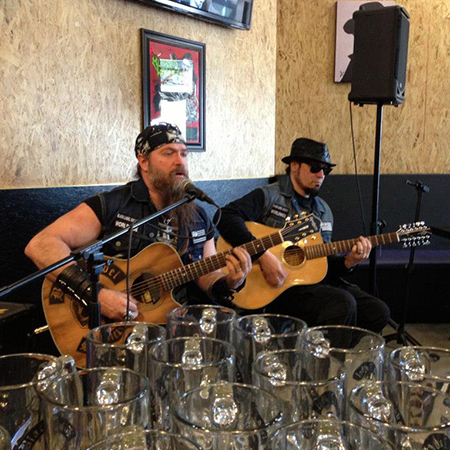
261, 280, 390, 333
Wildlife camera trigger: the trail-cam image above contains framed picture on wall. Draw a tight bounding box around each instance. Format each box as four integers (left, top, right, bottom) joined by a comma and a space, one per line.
141, 29, 206, 151
334, 1, 395, 83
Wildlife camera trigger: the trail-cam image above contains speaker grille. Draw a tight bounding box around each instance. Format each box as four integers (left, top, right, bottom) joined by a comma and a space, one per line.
349, 6, 410, 105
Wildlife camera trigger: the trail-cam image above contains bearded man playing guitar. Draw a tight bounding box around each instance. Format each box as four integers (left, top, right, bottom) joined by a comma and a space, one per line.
215, 138, 390, 333
25, 123, 251, 324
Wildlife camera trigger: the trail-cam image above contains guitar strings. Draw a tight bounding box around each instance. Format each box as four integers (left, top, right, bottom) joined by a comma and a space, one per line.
122, 229, 427, 311
122, 247, 303, 300
119, 233, 400, 300
113, 233, 285, 299
116, 225, 376, 301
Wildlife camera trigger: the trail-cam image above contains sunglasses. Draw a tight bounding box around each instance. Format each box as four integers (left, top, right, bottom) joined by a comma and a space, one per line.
309, 163, 333, 176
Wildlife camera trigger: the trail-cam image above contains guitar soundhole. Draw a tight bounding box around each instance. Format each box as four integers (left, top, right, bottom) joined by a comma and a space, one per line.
131, 273, 161, 305
283, 245, 305, 267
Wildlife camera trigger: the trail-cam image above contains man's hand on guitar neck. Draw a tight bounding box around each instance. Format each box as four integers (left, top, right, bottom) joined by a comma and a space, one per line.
98, 289, 139, 321
258, 251, 288, 288
344, 236, 372, 269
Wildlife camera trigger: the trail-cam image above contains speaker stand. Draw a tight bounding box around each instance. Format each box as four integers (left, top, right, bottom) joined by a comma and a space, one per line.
365, 102, 421, 345
369, 103, 384, 296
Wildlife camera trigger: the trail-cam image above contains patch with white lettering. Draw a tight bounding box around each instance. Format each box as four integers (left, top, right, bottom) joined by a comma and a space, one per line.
269, 204, 289, 220
191, 229, 206, 245
321, 221, 332, 232
114, 213, 138, 230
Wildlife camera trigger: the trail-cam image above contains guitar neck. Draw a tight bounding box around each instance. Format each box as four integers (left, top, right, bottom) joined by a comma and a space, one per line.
304, 232, 400, 260
158, 231, 284, 291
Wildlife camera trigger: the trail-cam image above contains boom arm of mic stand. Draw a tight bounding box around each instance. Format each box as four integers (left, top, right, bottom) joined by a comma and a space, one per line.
0, 194, 196, 325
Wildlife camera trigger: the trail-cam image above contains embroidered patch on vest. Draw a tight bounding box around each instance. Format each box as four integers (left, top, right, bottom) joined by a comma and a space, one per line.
114, 213, 137, 229
192, 229, 206, 245
321, 221, 332, 232
269, 204, 289, 220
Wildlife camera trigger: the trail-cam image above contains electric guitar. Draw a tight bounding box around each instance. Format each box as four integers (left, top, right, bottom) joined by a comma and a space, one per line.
217, 219, 431, 310
42, 215, 318, 366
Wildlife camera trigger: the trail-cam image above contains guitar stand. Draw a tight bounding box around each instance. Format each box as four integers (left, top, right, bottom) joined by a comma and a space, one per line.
384, 180, 429, 346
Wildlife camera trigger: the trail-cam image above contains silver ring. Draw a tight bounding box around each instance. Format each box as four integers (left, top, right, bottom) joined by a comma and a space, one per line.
357, 251, 363, 255
236, 267, 243, 273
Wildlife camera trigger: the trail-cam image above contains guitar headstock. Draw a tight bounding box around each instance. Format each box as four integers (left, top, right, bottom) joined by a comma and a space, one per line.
281, 213, 322, 243
396, 222, 432, 247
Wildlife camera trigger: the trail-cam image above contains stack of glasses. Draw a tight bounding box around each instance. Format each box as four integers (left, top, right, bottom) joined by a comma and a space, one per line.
1, 304, 450, 449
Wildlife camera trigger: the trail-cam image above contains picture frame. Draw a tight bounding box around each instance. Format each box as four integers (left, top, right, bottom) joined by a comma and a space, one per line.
141, 29, 206, 151
334, 1, 395, 83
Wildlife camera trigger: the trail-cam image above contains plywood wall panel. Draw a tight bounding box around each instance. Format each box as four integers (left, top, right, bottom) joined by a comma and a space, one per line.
0, 0, 276, 188
422, 0, 450, 169
275, 0, 449, 176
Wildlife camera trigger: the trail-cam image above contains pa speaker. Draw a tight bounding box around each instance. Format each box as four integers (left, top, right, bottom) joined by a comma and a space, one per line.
348, 6, 410, 106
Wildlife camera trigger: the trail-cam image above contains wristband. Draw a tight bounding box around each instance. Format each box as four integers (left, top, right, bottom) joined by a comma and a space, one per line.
56, 265, 103, 305
209, 276, 245, 304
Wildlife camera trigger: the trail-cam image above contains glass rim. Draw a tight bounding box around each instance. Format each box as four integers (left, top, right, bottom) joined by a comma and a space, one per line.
271, 418, 395, 447
0, 352, 59, 390
389, 345, 450, 382
253, 349, 346, 385
303, 325, 385, 353
39, 367, 149, 410
175, 382, 284, 434
148, 336, 236, 368
348, 380, 450, 432
85, 321, 166, 346
85, 429, 201, 449
167, 304, 238, 325
233, 313, 307, 337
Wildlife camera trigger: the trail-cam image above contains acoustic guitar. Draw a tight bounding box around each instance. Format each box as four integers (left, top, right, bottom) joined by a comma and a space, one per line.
217, 219, 431, 310
42, 215, 318, 366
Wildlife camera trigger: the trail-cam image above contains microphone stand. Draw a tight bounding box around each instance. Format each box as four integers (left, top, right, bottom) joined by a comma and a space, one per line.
384, 180, 429, 346
0, 194, 196, 329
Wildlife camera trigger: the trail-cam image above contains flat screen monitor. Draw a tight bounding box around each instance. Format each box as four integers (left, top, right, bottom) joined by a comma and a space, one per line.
134, 0, 254, 30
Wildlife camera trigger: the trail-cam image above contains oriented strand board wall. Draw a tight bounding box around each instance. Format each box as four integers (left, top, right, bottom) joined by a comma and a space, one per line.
0, 0, 276, 188
276, 0, 450, 175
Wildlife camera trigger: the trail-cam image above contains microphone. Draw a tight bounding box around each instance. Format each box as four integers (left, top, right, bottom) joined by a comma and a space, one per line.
181, 179, 218, 206
406, 179, 430, 193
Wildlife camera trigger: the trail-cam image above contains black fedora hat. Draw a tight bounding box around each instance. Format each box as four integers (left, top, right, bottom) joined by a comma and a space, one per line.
282, 138, 336, 167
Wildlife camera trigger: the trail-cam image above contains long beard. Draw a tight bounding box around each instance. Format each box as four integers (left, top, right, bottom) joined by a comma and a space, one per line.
149, 166, 198, 233
161, 184, 199, 235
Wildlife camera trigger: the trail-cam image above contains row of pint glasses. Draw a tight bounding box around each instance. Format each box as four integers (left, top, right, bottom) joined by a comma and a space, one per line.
1, 304, 450, 449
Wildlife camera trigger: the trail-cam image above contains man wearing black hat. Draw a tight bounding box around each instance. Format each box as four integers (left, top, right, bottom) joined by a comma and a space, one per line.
215, 138, 390, 332
25, 123, 251, 322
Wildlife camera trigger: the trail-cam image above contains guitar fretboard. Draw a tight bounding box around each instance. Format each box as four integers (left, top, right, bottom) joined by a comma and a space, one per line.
155, 231, 284, 292
304, 232, 400, 260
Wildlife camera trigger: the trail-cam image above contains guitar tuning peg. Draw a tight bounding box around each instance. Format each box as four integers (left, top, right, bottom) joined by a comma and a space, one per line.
301, 211, 308, 216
